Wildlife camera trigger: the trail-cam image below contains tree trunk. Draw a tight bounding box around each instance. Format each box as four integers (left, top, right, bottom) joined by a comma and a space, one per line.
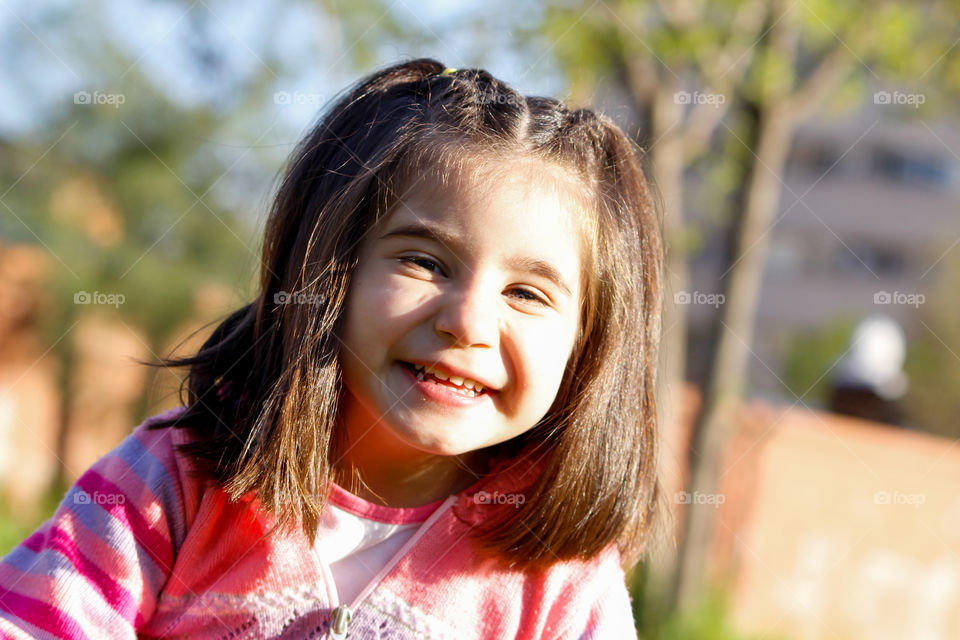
639, 80, 694, 619
651, 83, 689, 404
672, 106, 794, 612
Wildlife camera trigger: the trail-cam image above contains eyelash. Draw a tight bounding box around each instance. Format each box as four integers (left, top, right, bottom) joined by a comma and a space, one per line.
398, 256, 549, 306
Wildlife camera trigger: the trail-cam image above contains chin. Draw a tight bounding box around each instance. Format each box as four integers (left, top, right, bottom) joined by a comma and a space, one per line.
414, 439, 474, 457
396, 430, 477, 457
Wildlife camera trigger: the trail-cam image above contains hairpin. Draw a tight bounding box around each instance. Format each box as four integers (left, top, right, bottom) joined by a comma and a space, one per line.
440, 68, 458, 76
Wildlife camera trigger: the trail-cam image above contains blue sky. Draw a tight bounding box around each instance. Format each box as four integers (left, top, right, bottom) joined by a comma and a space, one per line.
0, 0, 565, 138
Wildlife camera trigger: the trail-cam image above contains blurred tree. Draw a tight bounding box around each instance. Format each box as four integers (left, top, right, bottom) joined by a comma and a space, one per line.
0, 0, 399, 494
903, 250, 960, 439
529, 0, 960, 616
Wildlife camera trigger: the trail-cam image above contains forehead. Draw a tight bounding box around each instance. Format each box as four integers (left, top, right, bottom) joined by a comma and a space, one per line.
386, 154, 594, 255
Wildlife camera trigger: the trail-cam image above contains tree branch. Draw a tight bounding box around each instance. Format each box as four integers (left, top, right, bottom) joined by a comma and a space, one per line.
680, 0, 769, 159
784, 44, 855, 123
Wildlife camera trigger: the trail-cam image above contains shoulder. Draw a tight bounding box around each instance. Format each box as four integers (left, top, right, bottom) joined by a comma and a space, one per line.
77, 407, 186, 498
0, 406, 206, 637
445, 456, 638, 635
136, 406, 212, 531
546, 544, 638, 640
120, 407, 194, 497
375, 500, 638, 639
85, 406, 208, 547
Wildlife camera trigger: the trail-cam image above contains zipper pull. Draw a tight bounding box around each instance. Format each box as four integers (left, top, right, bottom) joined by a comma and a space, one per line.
329, 604, 353, 639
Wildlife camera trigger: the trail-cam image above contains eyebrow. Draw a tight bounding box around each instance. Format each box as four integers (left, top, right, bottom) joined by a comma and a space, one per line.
379, 222, 574, 297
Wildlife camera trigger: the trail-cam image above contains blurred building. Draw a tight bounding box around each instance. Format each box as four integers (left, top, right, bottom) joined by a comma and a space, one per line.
685, 109, 960, 403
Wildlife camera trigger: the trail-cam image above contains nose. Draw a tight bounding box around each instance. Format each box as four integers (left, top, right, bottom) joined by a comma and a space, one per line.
434, 276, 499, 349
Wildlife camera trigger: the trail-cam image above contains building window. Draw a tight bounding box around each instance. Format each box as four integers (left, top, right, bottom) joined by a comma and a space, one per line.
871, 148, 955, 187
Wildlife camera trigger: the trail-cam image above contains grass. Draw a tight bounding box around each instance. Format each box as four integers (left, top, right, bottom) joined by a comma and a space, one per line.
629, 564, 791, 640
0, 486, 66, 558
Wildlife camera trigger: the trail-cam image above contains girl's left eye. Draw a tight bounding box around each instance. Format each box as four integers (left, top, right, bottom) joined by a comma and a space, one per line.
398, 256, 548, 306
507, 288, 548, 305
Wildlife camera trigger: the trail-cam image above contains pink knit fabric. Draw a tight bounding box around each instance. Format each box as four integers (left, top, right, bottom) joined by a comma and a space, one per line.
0, 408, 638, 639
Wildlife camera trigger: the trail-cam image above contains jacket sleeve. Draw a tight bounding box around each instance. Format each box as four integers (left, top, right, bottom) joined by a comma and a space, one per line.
0, 412, 188, 639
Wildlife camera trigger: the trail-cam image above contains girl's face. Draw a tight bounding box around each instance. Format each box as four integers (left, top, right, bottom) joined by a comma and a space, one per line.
338, 159, 586, 466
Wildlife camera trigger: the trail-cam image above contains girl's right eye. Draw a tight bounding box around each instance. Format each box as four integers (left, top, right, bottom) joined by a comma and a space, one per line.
398, 255, 443, 275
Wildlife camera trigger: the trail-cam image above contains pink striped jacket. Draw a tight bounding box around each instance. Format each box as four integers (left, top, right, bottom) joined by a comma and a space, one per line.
0, 408, 638, 639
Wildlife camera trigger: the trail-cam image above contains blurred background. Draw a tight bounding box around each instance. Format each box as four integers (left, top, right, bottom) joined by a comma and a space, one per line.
2, 0, 960, 638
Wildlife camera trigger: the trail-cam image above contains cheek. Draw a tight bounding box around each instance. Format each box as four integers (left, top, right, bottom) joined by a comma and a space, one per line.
518, 320, 578, 407
380, 274, 436, 314
341, 271, 389, 359
343, 269, 434, 346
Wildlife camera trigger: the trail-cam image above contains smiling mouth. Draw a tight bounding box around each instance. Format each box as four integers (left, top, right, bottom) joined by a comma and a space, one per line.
399, 361, 492, 398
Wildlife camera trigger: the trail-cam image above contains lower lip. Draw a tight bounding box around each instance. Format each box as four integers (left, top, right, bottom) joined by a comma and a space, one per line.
399, 362, 492, 408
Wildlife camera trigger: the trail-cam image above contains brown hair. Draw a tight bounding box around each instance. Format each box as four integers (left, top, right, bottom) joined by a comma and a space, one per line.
149, 58, 665, 571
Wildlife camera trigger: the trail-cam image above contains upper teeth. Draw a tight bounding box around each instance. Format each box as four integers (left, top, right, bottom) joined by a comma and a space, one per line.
413, 363, 485, 393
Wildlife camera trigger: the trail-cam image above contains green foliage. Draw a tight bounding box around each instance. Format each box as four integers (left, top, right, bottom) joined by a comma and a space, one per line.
0, 486, 64, 559
743, 45, 797, 103
653, 593, 783, 640
797, 0, 859, 47
0, 4, 284, 353
542, 3, 621, 80
628, 564, 788, 640
781, 318, 858, 405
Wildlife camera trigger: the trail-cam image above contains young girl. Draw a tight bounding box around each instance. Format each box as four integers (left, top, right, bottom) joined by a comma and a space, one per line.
0, 58, 664, 639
